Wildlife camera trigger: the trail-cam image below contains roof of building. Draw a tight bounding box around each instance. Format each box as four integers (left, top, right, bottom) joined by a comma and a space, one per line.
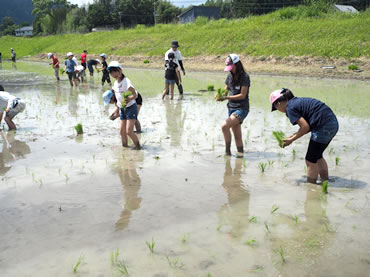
15, 26, 33, 32
334, 4, 359, 13
178, 5, 220, 18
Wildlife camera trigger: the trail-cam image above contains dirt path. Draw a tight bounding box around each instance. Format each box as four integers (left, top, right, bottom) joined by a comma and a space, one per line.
29, 54, 370, 80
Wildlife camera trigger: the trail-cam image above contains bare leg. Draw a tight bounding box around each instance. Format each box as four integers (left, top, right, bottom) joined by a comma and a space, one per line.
126, 119, 140, 149
306, 159, 319, 184
162, 83, 169, 99
221, 115, 240, 155
231, 122, 243, 153
120, 120, 128, 147
4, 116, 16, 130
170, 84, 174, 100
317, 158, 329, 181
135, 105, 142, 133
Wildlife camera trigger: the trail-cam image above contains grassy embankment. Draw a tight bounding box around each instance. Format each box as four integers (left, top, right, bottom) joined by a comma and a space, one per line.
0, 7, 369, 60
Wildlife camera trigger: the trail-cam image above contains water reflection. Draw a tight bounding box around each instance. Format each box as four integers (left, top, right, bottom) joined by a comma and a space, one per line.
164, 99, 186, 147
218, 158, 250, 239
68, 87, 79, 116
114, 150, 144, 231
0, 131, 30, 176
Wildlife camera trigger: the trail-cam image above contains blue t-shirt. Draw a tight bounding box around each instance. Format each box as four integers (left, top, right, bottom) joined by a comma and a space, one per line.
65, 59, 76, 73
286, 97, 336, 131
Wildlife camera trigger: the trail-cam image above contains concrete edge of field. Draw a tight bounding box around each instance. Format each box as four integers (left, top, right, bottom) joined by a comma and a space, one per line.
20, 54, 370, 81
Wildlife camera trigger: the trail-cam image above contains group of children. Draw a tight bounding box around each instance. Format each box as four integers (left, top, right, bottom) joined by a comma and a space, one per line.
48, 50, 111, 87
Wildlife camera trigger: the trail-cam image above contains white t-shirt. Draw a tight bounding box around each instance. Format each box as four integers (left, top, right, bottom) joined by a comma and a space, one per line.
113, 77, 136, 108
0, 91, 16, 111
165, 49, 183, 66
72, 57, 79, 67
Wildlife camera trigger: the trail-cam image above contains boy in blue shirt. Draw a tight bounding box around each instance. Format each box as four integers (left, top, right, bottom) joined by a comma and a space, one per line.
64, 52, 77, 87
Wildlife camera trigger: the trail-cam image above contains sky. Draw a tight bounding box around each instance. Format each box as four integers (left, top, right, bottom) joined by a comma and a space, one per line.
68, 0, 206, 8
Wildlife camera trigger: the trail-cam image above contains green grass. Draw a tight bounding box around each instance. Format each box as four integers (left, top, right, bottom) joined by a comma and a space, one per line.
0, 8, 369, 59
72, 255, 85, 273
145, 238, 155, 253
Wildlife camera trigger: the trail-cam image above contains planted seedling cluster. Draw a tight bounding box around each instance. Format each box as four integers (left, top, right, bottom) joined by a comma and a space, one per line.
272, 131, 286, 148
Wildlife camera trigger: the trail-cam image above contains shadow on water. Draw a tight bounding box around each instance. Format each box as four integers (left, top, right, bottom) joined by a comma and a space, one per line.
0, 131, 31, 176
328, 176, 367, 189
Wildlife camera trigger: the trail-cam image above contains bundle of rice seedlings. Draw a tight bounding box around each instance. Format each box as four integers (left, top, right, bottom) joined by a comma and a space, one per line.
207, 85, 215, 91
215, 88, 228, 101
322, 180, 329, 194
74, 123, 83, 135
121, 92, 132, 109
272, 131, 286, 148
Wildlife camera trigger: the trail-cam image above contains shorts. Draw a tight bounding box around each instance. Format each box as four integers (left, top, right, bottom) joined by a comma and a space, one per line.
306, 118, 339, 163
88, 63, 94, 74
81, 62, 86, 70
165, 79, 176, 85
7, 100, 26, 119
120, 103, 138, 120
136, 93, 143, 106
102, 72, 111, 84
228, 108, 249, 124
67, 72, 76, 81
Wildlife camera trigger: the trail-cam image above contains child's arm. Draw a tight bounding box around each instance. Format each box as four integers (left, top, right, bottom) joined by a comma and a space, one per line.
125, 87, 137, 103
283, 117, 310, 147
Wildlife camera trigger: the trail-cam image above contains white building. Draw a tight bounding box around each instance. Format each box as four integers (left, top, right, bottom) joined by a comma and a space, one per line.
15, 26, 33, 37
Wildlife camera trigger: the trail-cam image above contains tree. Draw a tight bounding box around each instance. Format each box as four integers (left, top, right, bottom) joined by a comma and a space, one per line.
156, 0, 181, 24
0, 17, 18, 36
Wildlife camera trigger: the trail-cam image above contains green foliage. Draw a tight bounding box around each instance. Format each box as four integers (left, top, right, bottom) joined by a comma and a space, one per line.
143, 59, 150, 64
145, 238, 155, 253
335, 156, 340, 166
322, 180, 329, 194
72, 255, 86, 273
0, 17, 18, 36
271, 204, 279, 214
244, 238, 257, 247
74, 123, 83, 135
272, 131, 286, 148
1, 8, 369, 58
121, 92, 132, 109
207, 85, 215, 91
348, 64, 359, 70
258, 162, 267, 173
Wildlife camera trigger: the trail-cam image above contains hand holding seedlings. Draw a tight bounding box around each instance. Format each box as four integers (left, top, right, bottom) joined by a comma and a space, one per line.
121, 92, 132, 109
272, 131, 286, 148
215, 88, 228, 101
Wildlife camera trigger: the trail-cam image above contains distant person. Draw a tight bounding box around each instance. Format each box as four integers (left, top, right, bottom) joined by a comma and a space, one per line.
103, 61, 140, 149
64, 52, 77, 87
11, 48, 16, 62
48, 53, 60, 81
0, 52, 2, 63
217, 54, 250, 156
87, 59, 100, 76
269, 88, 339, 184
100, 53, 111, 86
0, 85, 26, 130
81, 50, 87, 70
162, 52, 181, 100
165, 40, 185, 98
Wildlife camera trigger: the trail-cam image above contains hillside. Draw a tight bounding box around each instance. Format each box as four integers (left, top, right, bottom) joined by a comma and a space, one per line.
0, 7, 369, 60
0, 0, 34, 25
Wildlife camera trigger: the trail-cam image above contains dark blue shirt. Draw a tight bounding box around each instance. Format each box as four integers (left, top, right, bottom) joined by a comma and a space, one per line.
65, 59, 76, 73
225, 72, 250, 110
286, 97, 336, 131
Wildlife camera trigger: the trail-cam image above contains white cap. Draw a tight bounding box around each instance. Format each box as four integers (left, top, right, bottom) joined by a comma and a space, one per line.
47, 53, 53, 59
99, 53, 106, 57
95, 59, 101, 63
224, 54, 240, 72
67, 52, 73, 57
107, 61, 122, 71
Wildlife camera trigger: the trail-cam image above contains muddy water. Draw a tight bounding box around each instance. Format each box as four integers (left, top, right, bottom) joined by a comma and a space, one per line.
0, 61, 369, 277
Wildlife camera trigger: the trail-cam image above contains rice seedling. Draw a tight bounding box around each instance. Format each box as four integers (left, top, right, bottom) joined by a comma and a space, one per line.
264, 222, 270, 233
116, 260, 129, 275
242, 158, 247, 168
166, 256, 184, 269
272, 131, 286, 148
145, 238, 155, 253
180, 233, 190, 243
72, 255, 86, 273
244, 238, 257, 247
143, 59, 150, 64
207, 85, 215, 91
348, 64, 358, 70
267, 160, 274, 167
322, 180, 329, 194
258, 162, 267, 173
74, 123, 83, 135
271, 204, 279, 214
293, 215, 299, 224
292, 148, 296, 160
324, 222, 337, 233
248, 216, 257, 223
216, 223, 222, 231
277, 246, 286, 264
110, 248, 120, 265
64, 173, 69, 183
335, 156, 340, 166
328, 147, 335, 156
121, 92, 132, 109
215, 88, 228, 100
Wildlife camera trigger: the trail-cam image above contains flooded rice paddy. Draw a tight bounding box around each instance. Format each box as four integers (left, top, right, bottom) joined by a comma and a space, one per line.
0, 61, 370, 277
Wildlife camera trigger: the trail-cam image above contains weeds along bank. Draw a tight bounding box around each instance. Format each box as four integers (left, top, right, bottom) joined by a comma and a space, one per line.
0, 8, 369, 59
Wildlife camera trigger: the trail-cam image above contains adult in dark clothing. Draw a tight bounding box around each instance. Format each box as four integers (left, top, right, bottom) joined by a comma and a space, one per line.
165, 40, 185, 98
87, 59, 101, 76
